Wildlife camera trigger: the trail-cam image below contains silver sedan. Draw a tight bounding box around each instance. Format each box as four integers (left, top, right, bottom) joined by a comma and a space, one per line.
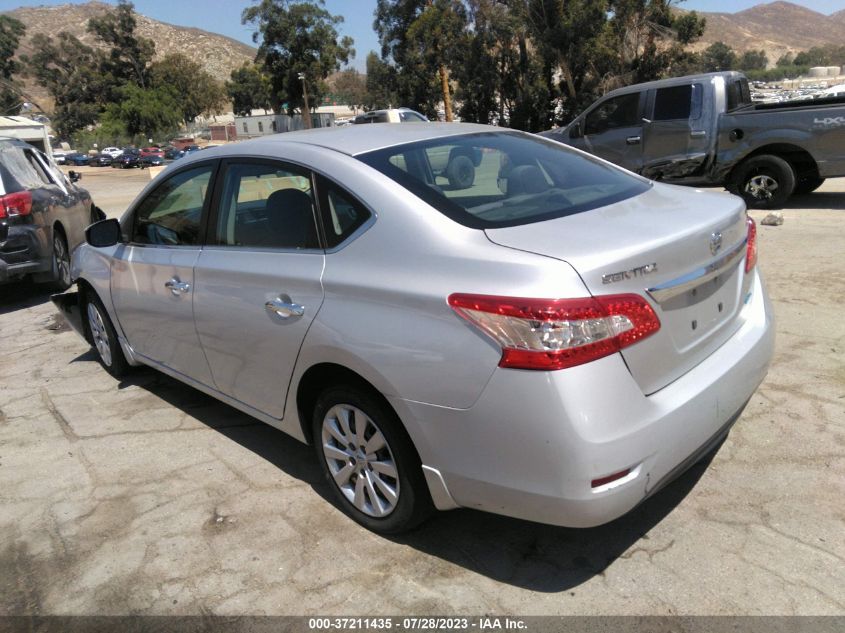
53, 123, 774, 534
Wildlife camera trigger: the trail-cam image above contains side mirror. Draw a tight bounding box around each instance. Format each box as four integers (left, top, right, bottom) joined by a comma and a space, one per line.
569, 121, 583, 139
86, 218, 121, 248
68, 170, 81, 183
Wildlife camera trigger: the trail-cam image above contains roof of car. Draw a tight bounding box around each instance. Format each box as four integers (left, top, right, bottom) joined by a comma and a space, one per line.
207, 122, 503, 158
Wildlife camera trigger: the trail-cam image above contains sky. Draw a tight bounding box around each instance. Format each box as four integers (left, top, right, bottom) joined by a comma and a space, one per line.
0, 0, 844, 71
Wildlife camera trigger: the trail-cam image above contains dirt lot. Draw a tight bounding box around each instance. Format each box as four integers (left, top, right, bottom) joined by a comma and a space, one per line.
1, 171, 843, 617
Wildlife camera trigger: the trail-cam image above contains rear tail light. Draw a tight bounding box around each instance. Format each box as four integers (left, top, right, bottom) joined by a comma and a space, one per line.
0, 191, 33, 219
448, 293, 660, 371
745, 216, 757, 274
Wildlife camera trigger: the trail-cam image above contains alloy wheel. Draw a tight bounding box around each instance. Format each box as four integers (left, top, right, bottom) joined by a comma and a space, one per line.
53, 235, 71, 288
87, 302, 113, 367
744, 174, 778, 201
320, 404, 400, 518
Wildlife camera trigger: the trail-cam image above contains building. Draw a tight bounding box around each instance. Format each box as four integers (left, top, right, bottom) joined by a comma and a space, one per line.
234, 113, 335, 139
0, 116, 53, 159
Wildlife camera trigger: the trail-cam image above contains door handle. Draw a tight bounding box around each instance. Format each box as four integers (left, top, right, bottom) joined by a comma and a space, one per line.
626, 136, 641, 145
165, 278, 191, 295
690, 130, 706, 138
265, 297, 305, 318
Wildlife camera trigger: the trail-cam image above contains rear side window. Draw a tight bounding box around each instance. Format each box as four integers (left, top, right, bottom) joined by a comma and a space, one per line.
316, 176, 371, 248
653, 84, 703, 121
357, 131, 650, 229
726, 79, 752, 111
132, 165, 212, 245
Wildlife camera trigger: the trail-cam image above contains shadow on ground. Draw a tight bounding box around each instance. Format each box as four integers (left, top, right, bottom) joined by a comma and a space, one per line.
781, 191, 845, 211
0, 281, 55, 316
96, 363, 716, 593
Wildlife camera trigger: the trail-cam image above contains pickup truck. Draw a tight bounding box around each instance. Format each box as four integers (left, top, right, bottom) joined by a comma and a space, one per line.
541, 71, 845, 208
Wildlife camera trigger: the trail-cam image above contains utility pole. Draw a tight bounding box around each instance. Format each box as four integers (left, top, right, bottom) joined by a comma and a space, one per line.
298, 72, 312, 129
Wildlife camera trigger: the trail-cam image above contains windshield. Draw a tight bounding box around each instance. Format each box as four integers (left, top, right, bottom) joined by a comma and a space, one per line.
356, 131, 650, 228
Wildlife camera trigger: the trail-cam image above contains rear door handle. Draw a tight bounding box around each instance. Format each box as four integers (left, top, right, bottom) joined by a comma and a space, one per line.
265, 297, 305, 318
165, 278, 191, 295
626, 136, 641, 145
690, 130, 706, 138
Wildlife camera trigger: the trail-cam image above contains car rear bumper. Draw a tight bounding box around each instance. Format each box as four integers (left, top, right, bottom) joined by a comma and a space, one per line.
394, 271, 774, 527
0, 225, 50, 283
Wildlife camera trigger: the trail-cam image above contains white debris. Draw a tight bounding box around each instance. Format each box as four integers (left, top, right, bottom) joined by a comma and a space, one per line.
761, 212, 784, 226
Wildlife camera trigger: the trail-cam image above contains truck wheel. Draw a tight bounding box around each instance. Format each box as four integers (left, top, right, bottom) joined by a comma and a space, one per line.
733, 155, 795, 209
794, 175, 825, 195
446, 155, 475, 190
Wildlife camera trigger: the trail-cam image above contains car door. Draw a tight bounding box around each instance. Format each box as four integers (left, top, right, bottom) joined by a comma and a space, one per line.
581, 91, 645, 173
110, 163, 216, 386
192, 159, 325, 419
640, 83, 710, 180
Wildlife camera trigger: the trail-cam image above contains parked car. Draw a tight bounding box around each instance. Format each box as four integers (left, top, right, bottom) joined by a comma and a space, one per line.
54, 124, 774, 534
140, 146, 164, 158
0, 138, 101, 288
352, 108, 428, 124
541, 71, 845, 208
182, 145, 202, 156
113, 150, 143, 169
141, 154, 164, 167
163, 147, 184, 160
65, 152, 91, 166
52, 150, 68, 165
88, 153, 113, 167
101, 147, 123, 159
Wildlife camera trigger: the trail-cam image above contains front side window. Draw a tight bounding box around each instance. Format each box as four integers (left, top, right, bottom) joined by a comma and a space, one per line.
584, 93, 641, 134
132, 165, 212, 245
357, 131, 650, 229
214, 162, 319, 249
653, 84, 703, 121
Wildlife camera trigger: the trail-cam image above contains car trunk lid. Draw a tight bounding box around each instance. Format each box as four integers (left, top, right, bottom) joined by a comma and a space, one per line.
484, 184, 752, 394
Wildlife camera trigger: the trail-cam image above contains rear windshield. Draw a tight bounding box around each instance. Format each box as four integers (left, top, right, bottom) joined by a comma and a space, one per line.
356, 131, 650, 228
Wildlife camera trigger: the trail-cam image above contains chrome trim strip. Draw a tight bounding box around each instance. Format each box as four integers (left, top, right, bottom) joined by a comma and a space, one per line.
646, 238, 746, 304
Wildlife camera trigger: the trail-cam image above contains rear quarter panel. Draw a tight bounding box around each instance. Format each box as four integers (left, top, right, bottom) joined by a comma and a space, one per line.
716, 104, 845, 180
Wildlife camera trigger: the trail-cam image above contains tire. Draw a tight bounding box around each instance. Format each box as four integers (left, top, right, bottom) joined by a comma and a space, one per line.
50, 229, 72, 291
794, 175, 825, 195
446, 154, 476, 189
83, 290, 129, 378
732, 155, 795, 209
312, 385, 432, 534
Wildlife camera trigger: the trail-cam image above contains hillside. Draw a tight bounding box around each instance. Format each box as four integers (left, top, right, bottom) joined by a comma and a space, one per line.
683, 1, 845, 62
2, 1, 257, 107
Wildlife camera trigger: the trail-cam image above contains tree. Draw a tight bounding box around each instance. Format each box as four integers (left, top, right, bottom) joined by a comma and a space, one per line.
87, 0, 155, 92
150, 54, 227, 125
226, 63, 273, 116
101, 84, 182, 139
0, 15, 25, 115
404, 0, 467, 121
776, 53, 794, 67
700, 41, 737, 72
243, 0, 354, 126
374, 0, 443, 116
738, 50, 768, 71
24, 32, 107, 137
794, 47, 830, 68
364, 51, 398, 109
332, 68, 368, 112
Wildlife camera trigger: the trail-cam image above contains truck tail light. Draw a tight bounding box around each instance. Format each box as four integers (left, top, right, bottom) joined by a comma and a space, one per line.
745, 216, 757, 274
0, 191, 33, 219
448, 293, 660, 371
